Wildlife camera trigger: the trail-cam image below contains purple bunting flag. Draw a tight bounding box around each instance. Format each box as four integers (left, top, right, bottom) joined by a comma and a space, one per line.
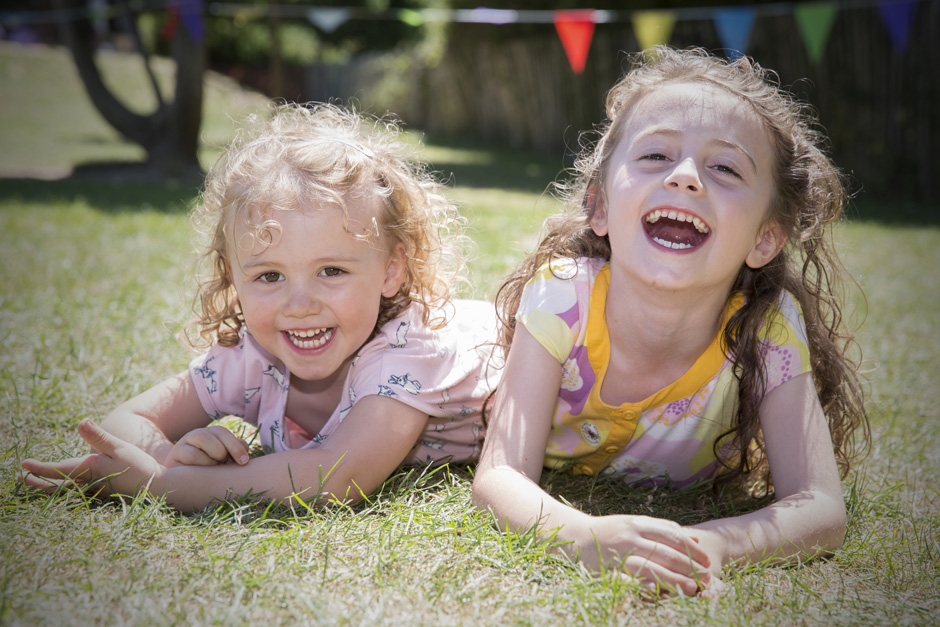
878, 0, 918, 53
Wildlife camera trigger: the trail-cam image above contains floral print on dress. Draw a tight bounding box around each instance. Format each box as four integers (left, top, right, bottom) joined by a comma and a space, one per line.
517, 258, 812, 487
561, 358, 583, 391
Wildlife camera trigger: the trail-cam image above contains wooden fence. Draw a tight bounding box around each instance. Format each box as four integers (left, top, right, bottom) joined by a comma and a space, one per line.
305, 3, 939, 203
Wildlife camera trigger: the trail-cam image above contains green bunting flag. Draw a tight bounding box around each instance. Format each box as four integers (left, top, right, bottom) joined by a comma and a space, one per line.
794, 2, 839, 64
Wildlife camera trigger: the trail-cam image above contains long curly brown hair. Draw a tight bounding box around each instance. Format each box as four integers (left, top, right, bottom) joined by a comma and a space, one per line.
494, 47, 870, 492
185, 102, 467, 350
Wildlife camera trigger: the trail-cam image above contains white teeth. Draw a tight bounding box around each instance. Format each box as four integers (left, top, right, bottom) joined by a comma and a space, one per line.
645, 209, 710, 234
291, 328, 327, 338
287, 328, 333, 349
652, 237, 693, 250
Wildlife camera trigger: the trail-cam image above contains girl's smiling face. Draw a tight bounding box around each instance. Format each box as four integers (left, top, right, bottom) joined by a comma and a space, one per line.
591, 81, 785, 296
228, 195, 405, 385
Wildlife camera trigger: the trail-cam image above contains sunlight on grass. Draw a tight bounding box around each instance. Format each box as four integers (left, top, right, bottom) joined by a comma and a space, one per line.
1, 41, 938, 626
0, 42, 269, 174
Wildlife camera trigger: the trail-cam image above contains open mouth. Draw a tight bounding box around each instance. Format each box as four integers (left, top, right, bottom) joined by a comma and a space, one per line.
643, 209, 710, 250
286, 328, 334, 349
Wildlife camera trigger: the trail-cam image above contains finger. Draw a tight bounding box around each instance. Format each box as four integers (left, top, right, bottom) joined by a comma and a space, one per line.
178, 428, 232, 463
636, 521, 711, 570
164, 444, 220, 467
18, 469, 66, 493
609, 535, 711, 591
623, 555, 700, 597
21, 457, 93, 483
207, 426, 250, 465
77, 418, 122, 457
20, 457, 111, 498
698, 576, 728, 600
611, 570, 666, 602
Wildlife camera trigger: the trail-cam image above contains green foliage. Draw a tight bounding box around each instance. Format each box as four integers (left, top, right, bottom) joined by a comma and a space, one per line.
204, 17, 318, 68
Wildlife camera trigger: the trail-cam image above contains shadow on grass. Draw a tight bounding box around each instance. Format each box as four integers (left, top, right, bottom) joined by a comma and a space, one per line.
422, 135, 574, 195
848, 196, 940, 227
0, 176, 200, 215
540, 471, 773, 526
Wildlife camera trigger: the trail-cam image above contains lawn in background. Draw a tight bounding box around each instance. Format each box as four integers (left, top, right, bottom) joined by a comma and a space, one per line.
1, 42, 938, 626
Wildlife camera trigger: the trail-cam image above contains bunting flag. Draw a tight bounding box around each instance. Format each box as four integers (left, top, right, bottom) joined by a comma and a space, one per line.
794, 2, 839, 64
398, 8, 425, 27
179, 0, 205, 44
878, 0, 918, 53
4, 0, 927, 68
633, 10, 677, 51
713, 7, 757, 58
161, 4, 179, 39
307, 8, 351, 33
554, 10, 596, 74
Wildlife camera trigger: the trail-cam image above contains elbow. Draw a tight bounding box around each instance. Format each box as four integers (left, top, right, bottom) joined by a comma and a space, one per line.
812, 491, 848, 556
825, 498, 848, 553
470, 464, 500, 514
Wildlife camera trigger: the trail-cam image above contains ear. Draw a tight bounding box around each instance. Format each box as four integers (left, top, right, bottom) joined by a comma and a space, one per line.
745, 222, 787, 269
588, 188, 609, 237
382, 243, 407, 298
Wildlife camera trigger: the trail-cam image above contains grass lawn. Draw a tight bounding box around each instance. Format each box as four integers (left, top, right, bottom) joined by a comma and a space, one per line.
1, 42, 938, 626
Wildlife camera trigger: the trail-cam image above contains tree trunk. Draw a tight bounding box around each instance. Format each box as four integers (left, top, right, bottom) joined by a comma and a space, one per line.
54, 0, 205, 182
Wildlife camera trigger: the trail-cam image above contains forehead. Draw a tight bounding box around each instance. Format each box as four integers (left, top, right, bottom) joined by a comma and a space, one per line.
234, 191, 382, 232
620, 81, 770, 152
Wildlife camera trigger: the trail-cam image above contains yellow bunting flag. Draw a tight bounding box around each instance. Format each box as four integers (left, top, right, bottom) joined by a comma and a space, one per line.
632, 10, 677, 51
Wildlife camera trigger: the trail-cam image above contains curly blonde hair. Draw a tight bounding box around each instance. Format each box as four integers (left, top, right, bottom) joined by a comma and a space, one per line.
186, 102, 466, 350
495, 47, 870, 491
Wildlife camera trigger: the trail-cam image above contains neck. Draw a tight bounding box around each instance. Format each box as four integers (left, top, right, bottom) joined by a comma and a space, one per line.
604, 266, 733, 369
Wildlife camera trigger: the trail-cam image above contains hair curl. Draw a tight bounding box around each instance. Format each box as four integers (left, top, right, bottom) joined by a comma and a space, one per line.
494, 47, 870, 492
185, 102, 467, 350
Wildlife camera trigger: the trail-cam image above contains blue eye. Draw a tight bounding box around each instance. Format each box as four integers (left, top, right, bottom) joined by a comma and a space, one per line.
258, 272, 283, 283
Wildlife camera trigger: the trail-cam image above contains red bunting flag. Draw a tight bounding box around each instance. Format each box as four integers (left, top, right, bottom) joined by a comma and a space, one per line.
554, 9, 596, 75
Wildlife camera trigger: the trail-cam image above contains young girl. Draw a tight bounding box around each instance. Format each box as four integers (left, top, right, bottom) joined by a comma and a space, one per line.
472, 47, 869, 598
22, 103, 499, 512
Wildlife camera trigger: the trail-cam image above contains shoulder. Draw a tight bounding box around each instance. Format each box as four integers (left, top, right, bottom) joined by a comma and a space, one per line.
518, 257, 605, 363
347, 301, 497, 415
189, 330, 287, 391
520, 257, 604, 313
188, 330, 288, 421
755, 290, 813, 390
356, 301, 491, 371
760, 290, 809, 348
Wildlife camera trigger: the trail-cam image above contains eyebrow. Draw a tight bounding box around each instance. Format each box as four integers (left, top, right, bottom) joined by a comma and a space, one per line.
632, 127, 757, 171
239, 254, 365, 270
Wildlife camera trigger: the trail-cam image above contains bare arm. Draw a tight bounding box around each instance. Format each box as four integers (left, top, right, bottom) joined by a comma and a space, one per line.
687, 372, 847, 573
23, 394, 428, 512
472, 327, 711, 595
98, 371, 213, 463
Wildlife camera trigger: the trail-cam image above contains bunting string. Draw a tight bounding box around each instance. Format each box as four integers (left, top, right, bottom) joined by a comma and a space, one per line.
0, 0, 927, 71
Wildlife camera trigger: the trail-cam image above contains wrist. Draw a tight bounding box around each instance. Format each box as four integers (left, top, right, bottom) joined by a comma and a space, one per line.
567, 513, 609, 570
686, 525, 728, 570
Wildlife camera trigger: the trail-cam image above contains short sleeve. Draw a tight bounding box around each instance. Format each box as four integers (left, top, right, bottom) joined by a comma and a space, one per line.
189, 332, 290, 428
760, 291, 813, 392
517, 258, 595, 364
346, 301, 498, 420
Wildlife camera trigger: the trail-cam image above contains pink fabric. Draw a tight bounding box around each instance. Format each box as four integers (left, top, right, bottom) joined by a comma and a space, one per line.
190, 300, 500, 465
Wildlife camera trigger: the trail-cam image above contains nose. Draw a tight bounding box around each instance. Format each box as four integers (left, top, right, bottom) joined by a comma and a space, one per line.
283, 280, 321, 317
664, 157, 703, 193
